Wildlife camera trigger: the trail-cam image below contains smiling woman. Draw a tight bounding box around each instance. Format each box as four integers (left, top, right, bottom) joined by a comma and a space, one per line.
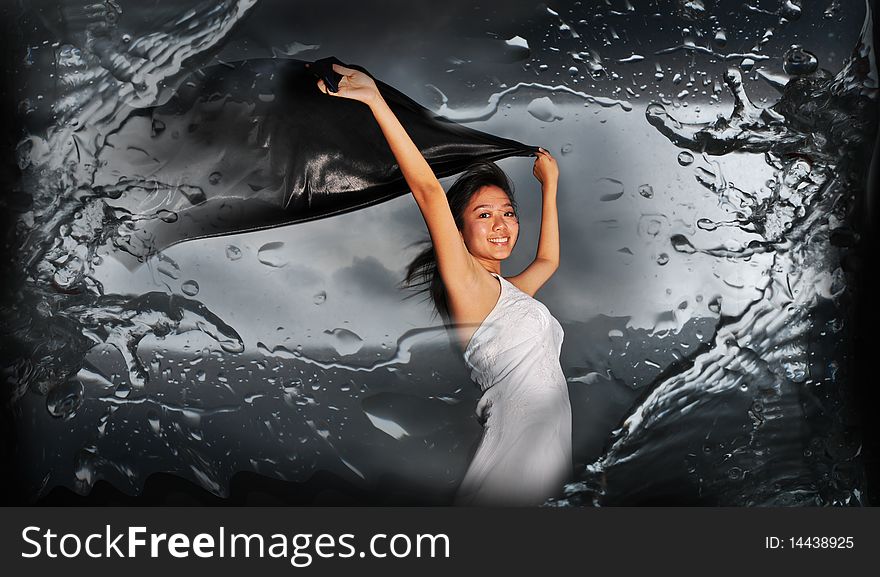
318, 63, 571, 506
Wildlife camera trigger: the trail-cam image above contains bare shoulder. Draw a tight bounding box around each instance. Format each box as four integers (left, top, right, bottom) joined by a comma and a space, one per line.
445, 260, 503, 349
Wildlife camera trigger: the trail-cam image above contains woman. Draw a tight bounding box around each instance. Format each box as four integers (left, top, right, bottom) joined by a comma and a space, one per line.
317, 64, 571, 506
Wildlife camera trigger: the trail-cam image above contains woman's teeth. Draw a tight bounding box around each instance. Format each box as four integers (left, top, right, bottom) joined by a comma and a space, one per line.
489, 237, 509, 244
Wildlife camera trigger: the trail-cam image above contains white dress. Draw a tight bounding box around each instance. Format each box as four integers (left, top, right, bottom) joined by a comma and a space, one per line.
455, 273, 573, 506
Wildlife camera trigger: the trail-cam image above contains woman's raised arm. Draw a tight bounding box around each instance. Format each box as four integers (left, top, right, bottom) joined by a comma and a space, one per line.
506, 148, 560, 297
316, 64, 480, 292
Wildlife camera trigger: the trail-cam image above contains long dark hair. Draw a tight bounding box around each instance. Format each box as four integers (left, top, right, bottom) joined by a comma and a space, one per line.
403, 162, 516, 322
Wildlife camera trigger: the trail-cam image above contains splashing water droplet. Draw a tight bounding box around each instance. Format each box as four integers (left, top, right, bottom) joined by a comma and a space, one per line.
656, 253, 670, 265
313, 291, 327, 305
114, 382, 131, 399
147, 410, 161, 434
678, 0, 706, 21
677, 151, 694, 166
638, 184, 654, 198
697, 218, 719, 231
596, 178, 625, 201
527, 97, 563, 122
670, 234, 697, 254
179, 184, 206, 205
783, 360, 808, 382
282, 380, 304, 407
46, 380, 84, 420
639, 215, 666, 238
708, 296, 722, 314
74, 448, 97, 489
561, 143, 574, 155
780, 0, 802, 20
782, 45, 818, 75
158, 210, 178, 223
181, 280, 199, 296
257, 242, 287, 267
324, 328, 364, 356
208, 171, 222, 185
151, 118, 166, 136
226, 245, 242, 260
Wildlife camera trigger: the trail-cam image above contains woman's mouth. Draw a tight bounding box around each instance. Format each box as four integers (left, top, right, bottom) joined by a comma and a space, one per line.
488, 237, 509, 245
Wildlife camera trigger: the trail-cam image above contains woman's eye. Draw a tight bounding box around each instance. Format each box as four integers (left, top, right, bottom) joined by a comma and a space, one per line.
505, 212, 516, 217
479, 213, 490, 218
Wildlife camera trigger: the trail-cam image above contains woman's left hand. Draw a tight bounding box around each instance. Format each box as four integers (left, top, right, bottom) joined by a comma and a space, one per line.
533, 148, 559, 187
316, 63, 381, 105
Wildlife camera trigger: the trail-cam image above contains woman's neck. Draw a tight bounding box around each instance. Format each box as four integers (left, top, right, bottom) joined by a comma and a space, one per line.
473, 256, 502, 275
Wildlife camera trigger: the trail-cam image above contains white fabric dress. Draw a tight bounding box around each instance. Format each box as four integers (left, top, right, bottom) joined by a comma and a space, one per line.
455, 273, 573, 506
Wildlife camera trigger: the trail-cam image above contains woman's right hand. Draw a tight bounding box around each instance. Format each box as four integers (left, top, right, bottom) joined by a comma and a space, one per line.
315, 63, 381, 105
532, 147, 559, 187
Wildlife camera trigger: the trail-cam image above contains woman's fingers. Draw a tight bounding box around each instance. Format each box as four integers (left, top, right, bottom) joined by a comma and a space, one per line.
331, 63, 358, 76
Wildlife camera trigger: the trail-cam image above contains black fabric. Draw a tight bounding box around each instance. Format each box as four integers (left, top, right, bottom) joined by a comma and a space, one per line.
116, 57, 537, 262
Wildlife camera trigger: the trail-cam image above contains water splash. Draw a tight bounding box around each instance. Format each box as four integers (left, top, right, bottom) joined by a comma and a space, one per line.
4, 2, 257, 410
552, 1, 876, 507
429, 82, 632, 122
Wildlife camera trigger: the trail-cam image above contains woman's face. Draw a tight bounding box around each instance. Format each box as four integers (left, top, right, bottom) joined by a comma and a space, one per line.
460, 185, 519, 262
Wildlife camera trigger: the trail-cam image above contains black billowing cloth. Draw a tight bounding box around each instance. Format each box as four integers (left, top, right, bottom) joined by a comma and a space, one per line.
110, 57, 537, 265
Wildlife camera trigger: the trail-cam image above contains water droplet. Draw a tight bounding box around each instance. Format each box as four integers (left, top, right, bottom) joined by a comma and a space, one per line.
708, 296, 722, 314
677, 151, 694, 166
696, 218, 718, 231
670, 234, 697, 254
728, 466, 744, 480
74, 448, 97, 489
713, 29, 727, 47
181, 280, 199, 296
46, 380, 84, 420
324, 328, 364, 356
179, 184, 206, 205
596, 178, 625, 202
226, 245, 242, 260
780, 0, 802, 20
656, 253, 669, 265
147, 410, 161, 434
782, 45, 818, 76
208, 171, 222, 185
561, 143, 574, 155
526, 96, 563, 122
639, 216, 665, 238
313, 291, 327, 305
158, 210, 178, 223
568, 66, 579, 77
114, 382, 131, 399
638, 184, 654, 198
151, 118, 166, 136
257, 242, 287, 267
283, 381, 303, 407
783, 360, 808, 382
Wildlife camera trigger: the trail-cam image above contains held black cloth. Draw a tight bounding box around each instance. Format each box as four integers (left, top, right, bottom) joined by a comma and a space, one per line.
111, 57, 538, 266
